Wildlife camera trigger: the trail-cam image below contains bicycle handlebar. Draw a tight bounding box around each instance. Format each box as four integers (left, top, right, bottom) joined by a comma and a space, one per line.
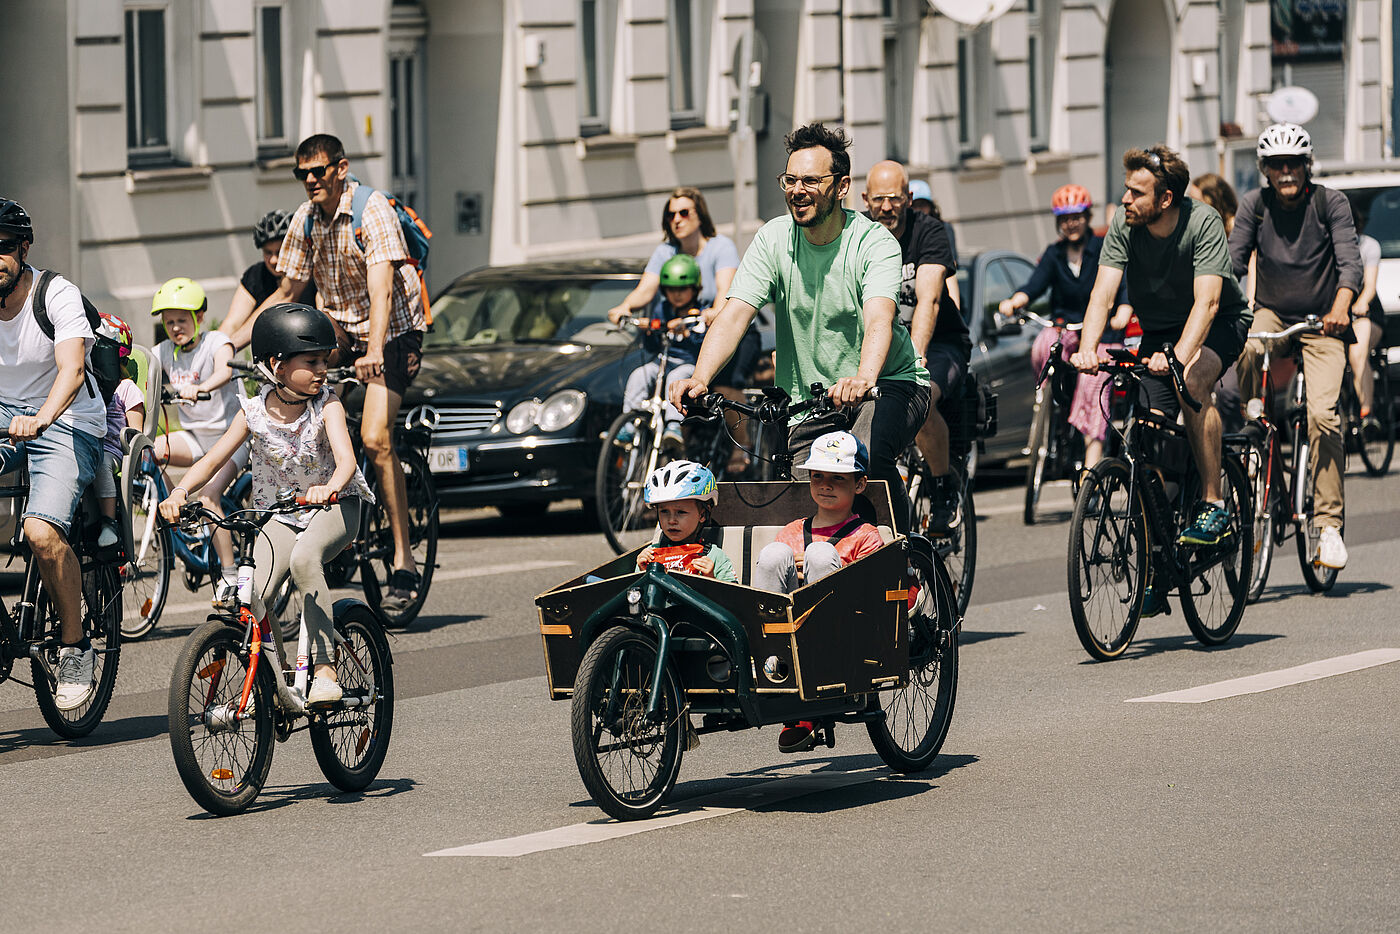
1100, 344, 1202, 413
1247, 314, 1323, 342
161, 389, 211, 403
683, 381, 880, 427
1020, 310, 1084, 332
228, 359, 358, 386
175, 493, 338, 534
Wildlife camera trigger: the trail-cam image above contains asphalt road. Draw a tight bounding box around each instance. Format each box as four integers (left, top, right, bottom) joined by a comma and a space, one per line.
1, 469, 1396, 933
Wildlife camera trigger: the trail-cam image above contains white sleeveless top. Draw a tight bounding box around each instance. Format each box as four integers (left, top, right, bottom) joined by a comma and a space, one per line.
241, 386, 374, 528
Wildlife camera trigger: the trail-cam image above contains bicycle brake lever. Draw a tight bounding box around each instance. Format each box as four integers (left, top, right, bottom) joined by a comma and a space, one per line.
1161, 344, 1203, 413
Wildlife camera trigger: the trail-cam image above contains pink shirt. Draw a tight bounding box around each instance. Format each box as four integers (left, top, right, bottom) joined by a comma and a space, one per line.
776, 517, 884, 566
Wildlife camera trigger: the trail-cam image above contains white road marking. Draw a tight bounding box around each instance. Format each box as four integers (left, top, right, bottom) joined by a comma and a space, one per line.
1125, 649, 1400, 704
154, 560, 576, 617
425, 767, 884, 857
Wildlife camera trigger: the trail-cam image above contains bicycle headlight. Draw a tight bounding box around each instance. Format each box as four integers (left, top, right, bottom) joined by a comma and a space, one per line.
535, 390, 587, 432
505, 400, 539, 434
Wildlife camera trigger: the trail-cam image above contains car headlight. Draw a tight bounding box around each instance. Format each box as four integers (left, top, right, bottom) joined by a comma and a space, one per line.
505, 400, 539, 434
536, 390, 587, 432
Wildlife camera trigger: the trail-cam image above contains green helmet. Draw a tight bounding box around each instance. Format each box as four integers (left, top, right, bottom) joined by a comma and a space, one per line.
151, 277, 208, 316
658, 253, 701, 290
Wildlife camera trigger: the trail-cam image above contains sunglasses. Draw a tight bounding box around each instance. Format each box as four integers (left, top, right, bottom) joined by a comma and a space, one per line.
1263, 157, 1305, 171
292, 161, 342, 182
0, 239, 20, 256
667, 207, 693, 220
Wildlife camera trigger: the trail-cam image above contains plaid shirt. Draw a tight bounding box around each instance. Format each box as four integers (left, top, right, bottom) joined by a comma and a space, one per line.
278, 182, 424, 347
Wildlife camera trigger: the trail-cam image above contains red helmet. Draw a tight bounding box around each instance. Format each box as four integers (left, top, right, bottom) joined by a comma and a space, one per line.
1051, 184, 1093, 216
98, 311, 133, 358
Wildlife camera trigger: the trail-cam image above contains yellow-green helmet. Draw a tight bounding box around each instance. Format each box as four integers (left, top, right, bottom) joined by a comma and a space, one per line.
658, 253, 701, 290
151, 277, 208, 316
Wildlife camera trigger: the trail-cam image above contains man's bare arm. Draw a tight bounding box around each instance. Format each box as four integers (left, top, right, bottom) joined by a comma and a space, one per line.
908, 263, 947, 358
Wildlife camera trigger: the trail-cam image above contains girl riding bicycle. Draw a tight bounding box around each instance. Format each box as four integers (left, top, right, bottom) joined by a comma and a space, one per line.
159, 303, 373, 705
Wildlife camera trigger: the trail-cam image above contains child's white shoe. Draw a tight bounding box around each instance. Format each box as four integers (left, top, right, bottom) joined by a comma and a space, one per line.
308, 675, 342, 705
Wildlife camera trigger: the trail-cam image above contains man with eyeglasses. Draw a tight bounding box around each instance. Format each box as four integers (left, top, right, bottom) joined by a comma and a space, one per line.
670, 123, 930, 531
225, 133, 427, 611
1071, 146, 1252, 615
861, 160, 969, 532
1230, 123, 1362, 571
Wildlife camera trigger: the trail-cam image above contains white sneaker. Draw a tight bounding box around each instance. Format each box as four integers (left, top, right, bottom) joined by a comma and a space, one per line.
307, 675, 343, 705
1316, 526, 1348, 570
54, 645, 95, 711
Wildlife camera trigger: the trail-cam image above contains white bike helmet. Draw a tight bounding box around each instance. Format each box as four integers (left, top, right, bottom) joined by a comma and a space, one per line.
644, 460, 719, 506
1257, 123, 1313, 170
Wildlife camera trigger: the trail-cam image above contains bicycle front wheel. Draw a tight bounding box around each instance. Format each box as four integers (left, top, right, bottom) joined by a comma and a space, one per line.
1245, 439, 1276, 604
167, 620, 275, 816
595, 411, 664, 555
1023, 393, 1051, 525
33, 563, 122, 738
1358, 361, 1395, 476
1180, 454, 1253, 646
121, 467, 172, 640
310, 602, 395, 791
359, 447, 439, 627
1294, 439, 1339, 592
1067, 458, 1147, 661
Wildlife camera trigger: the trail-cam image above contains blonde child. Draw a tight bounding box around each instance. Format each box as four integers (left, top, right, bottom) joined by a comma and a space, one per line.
635, 460, 736, 582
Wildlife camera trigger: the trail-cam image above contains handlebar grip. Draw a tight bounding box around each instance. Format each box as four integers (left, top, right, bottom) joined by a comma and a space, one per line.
295, 493, 338, 506
228, 359, 256, 373
1160, 343, 1203, 413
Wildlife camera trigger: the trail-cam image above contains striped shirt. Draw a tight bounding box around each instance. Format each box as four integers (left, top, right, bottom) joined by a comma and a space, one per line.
278, 182, 424, 347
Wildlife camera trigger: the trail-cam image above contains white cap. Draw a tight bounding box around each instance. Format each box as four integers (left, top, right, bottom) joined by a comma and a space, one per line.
797, 431, 869, 474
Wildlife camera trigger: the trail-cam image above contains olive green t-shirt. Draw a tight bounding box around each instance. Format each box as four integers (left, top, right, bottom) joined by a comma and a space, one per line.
725, 209, 927, 400
1099, 198, 1251, 331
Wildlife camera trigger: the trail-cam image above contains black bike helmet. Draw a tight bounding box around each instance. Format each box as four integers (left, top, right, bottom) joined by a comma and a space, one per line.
0, 199, 34, 243
251, 303, 338, 362
253, 209, 293, 248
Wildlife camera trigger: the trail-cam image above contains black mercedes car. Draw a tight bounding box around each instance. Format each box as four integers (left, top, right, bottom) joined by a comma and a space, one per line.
406, 259, 653, 514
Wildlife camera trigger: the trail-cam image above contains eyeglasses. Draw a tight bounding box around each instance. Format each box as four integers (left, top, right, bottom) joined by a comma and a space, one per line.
292, 161, 342, 182
868, 194, 906, 206
778, 173, 837, 192
667, 207, 693, 220
0, 239, 21, 256
1263, 156, 1305, 171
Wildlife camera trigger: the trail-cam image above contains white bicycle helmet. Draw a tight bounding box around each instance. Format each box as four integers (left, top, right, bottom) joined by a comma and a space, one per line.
644, 460, 719, 506
1257, 123, 1313, 169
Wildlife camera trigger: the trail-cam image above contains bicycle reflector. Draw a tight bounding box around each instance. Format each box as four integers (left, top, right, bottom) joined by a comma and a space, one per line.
210, 768, 233, 781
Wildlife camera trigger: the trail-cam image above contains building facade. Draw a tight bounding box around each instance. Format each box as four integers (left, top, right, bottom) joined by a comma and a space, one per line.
0, 0, 1390, 337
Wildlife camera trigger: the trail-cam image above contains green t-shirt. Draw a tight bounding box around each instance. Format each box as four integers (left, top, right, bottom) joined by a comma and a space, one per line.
1099, 198, 1251, 332
726, 209, 927, 400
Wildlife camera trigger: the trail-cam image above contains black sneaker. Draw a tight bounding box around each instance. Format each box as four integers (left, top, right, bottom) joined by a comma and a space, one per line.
380, 568, 421, 612
925, 476, 960, 535
1178, 501, 1231, 547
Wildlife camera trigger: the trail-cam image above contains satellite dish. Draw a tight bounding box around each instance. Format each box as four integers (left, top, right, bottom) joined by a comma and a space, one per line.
1265, 86, 1320, 125
926, 0, 1016, 26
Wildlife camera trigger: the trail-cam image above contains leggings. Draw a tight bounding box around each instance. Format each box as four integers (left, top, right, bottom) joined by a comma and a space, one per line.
250, 499, 362, 665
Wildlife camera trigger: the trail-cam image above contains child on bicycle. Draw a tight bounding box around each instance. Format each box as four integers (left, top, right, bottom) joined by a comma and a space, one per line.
159, 303, 374, 706
611, 253, 708, 449
753, 430, 885, 753
150, 277, 247, 604
634, 460, 737, 582
93, 312, 146, 551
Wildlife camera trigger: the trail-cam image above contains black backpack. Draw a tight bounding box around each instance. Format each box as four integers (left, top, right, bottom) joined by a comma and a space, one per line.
31, 269, 122, 404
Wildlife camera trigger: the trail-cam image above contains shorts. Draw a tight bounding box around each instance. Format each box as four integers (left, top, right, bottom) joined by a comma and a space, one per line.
1137, 316, 1248, 418
346, 330, 423, 397
713, 328, 761, 389
923, 340, 969, 401
168, 428, 251, 471
0, 406, 101, 536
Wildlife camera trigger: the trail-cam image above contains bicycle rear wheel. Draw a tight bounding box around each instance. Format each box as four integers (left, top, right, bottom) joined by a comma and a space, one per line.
1023, 393, 1051, 525
1180, 455, 1252, 646
1245, 439, 1276, 604
33, 562, 122, 738
596, 411, 665, 555
168, 620, 275, 816
1358, 360, 1395, 476
1067, 458, 1146, 661
359, 447, 439, 626
121, 466, 172, 640
1293, 437, 1339, 592
310, 602, 395, 791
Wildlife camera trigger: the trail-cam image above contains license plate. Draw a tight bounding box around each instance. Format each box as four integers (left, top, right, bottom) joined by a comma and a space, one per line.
429, 446, 470, 474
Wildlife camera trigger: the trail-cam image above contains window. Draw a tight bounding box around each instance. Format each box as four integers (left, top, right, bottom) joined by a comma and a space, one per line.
389, 49, 425, 210
883, 0, 917, 163
579, 0, 616, 135
668, 0, 711, 127
957, 32, 975, 154
1026, 0, 1054, 150
957, 25, 994, 159
257, 4, 287, 148
125, 7, 168, 161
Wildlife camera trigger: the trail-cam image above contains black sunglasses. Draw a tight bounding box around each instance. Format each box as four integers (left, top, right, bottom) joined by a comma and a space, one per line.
0, 239, 21, 256
292, 161, 341, 182
667, 207, 693, 219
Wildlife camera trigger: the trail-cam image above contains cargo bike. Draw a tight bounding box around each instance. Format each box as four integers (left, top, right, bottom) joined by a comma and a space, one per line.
536, 386, 961, 820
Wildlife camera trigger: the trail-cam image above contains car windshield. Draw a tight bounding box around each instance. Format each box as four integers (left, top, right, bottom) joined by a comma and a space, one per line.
1343, 185, 1400, 260
424, 278, 638, 349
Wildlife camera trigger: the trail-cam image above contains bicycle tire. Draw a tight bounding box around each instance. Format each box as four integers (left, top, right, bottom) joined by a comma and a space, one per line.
1358, 361, 1395, 477
358, 446, 439, 627
571, 625, 684, 820
32, 562, 122, 738
1245, 439, 1276, 604
1023, 393, 1051, 525
1294, 436, 1339, 592
944, 483, 977, 617
1180, 455, 1253, 646
1067, 458, 1146, 661
309, 602, 395, 791
167, 620, 275, 816
121, 468, 173, 640
867, 543, 958, 771
595, 411, 665, 555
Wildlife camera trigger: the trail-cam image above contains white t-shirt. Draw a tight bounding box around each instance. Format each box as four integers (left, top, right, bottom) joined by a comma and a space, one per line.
0, 267, 107, 438
1359, 234, 1381, 270
155, 330, 241, 434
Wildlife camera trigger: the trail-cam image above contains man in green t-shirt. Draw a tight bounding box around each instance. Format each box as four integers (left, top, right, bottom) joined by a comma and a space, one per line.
1071, 145, 1251, 613
670, 122, 929, 531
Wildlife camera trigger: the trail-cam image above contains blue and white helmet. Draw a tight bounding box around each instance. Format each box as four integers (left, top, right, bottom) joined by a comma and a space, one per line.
644, 460, 718, 506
